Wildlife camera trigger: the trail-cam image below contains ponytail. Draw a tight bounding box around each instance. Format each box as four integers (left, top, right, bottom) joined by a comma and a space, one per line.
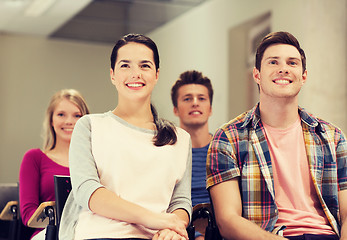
151, 104, 177, 146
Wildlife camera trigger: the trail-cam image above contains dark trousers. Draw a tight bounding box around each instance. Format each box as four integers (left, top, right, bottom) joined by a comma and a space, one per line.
89, 238, 148, 240
90, 239, 148, 240
286, 234, 339, 240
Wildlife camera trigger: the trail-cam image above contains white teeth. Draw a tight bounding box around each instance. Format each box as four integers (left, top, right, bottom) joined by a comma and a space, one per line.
191, 111, 201, 115
127, 83, 143, 87
275, 79, 290, 84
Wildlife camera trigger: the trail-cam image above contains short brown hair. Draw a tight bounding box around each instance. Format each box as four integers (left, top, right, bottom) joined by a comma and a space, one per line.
255, 31, 306, 73
171, 70, 213, 108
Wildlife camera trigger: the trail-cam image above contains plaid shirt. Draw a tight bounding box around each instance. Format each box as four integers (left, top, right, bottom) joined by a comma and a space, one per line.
206, 103, 347, 235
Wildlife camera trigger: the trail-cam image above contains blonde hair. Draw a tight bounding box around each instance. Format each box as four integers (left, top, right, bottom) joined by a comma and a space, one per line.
42, 89, 90, 151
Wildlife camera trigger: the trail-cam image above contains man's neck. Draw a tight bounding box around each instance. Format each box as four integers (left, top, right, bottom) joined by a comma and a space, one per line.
180, 123, 211, 148
259, 97, 299, 129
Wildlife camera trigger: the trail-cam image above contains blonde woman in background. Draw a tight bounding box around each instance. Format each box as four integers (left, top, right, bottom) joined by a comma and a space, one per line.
19, 89, 90, 239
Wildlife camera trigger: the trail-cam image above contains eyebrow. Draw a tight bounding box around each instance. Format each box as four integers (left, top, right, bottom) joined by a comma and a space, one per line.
117, 59, 154, 65
55, 110, 81, 114
264, 56, 301, 61
288, 57, 301, 61
140, 60, 154, 65
181, 93, 208, 98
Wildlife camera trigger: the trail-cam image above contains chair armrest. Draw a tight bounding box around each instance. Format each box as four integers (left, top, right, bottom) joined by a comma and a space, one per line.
0, 200, 18, 220
193, 203, 211, 213
27, 201, 56, 228
191, 203, 213, 235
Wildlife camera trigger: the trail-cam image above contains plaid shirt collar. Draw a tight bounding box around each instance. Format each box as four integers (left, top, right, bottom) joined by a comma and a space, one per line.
240, 103, 325, 133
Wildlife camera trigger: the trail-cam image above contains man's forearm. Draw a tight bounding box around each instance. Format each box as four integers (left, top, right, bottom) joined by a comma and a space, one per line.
339, 215, 347, 240
218, 214, 287, 240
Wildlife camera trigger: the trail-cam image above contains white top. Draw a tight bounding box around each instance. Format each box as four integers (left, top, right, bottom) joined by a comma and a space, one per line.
59, 111, 192, 240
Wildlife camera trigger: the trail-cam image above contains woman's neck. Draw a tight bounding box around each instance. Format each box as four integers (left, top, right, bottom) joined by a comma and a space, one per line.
45, 140, 70, 167
113, 102, 155, 130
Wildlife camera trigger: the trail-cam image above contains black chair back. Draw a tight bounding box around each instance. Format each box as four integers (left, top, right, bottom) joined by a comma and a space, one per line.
53, 175, 71, 233
0, 183, 18, 240
208, 192, 223, 240
0, 183, 18, 214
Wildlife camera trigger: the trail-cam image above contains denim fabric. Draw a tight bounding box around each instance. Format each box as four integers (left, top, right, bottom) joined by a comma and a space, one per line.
287, 234, 339, 240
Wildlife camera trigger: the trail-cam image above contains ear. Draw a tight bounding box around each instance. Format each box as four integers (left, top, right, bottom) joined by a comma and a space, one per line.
301, 70, 308, 85
155, 68, 160, 83
173, 106, 179, 116
253, 67, 261, 85
110, 68, 116, 85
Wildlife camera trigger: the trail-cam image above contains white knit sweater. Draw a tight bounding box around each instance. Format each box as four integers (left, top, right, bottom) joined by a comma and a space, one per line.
59, 111, 192, 240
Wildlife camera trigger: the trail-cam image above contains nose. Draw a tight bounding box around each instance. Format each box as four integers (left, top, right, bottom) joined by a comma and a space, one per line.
131, 69, 141, 79
65, 116, 74, 125
278, 63, 289, 74
192, 97, 199, 106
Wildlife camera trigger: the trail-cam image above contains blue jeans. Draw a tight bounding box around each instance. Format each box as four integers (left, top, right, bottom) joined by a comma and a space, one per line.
286, 234, 339, 240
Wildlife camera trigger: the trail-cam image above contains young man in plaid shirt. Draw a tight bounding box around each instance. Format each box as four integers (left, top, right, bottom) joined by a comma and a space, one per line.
206, 31, 347, 240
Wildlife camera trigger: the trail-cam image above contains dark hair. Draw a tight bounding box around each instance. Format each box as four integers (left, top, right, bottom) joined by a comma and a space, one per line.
151, 104, 177, 146
110, 33, 176, 146
110, 33, 159, 71
255, 31, 306, 73
171, 70, 214, 107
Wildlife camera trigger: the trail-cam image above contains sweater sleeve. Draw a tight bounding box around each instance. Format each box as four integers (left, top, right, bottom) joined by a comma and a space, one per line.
19, 149, 42, 226
69, 115, 104, 210
167, 140, 192, 220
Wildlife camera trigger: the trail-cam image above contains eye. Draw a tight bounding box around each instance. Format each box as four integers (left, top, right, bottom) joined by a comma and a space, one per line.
183, 97, 191, 102
120, 63, 129, 68
269, 60, 277, 65
57, 113, 64, 117
141, 64, 151, 69
199, 97, 207, 101
289, 61, 298, 66
75, 114, 82, 118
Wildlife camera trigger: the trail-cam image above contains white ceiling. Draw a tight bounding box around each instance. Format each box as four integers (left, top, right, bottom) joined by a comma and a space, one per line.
0, 0, 92, 36
0, 0, 206, 43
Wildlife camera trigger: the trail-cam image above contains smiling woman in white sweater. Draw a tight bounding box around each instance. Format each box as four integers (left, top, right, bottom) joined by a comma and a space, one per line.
59, 33, 192, 240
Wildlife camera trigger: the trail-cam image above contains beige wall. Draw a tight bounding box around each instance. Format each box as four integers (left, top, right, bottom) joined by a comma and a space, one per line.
0, 34, 114, 182
150, 0, 346, 133
1, 0, 346, 183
